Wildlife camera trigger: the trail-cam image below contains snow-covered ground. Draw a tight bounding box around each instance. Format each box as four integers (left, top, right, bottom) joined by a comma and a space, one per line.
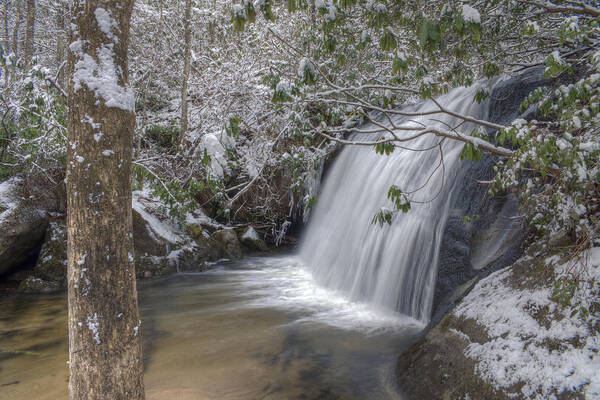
454, 248, 600, 399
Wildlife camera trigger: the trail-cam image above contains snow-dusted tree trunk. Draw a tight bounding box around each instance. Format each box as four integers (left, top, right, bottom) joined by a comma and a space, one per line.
66, 0, 144, 399
24, 0, 34, 69
179, 0, 192, 143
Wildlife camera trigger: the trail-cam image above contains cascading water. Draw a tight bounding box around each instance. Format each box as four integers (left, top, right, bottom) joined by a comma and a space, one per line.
300, 86, 487, 322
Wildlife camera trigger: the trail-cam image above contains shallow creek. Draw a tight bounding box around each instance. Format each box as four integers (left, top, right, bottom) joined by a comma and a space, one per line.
0, 256, 423, 399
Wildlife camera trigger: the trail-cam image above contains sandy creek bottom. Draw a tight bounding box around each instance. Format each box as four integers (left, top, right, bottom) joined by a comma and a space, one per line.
0, 255, 424, 400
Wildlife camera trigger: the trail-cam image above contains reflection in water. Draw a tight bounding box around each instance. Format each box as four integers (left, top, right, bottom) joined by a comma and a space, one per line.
0, 256, 422, 399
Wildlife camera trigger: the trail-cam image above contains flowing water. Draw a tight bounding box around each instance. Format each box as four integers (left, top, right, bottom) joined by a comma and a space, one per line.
0, 256, 423, 400
301, 86, 485, 322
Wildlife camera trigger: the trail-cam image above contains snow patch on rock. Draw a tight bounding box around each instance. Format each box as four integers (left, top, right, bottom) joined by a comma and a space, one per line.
454, 248, 600, 399
132, 190, 183, 244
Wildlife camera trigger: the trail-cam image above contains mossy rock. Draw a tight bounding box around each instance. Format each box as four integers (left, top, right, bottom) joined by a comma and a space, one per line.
240, 226, 269, 252
211, 229, 242, 260
186, 223, 204, 242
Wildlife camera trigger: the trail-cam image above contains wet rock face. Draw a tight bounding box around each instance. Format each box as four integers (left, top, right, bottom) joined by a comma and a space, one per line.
432, 67, 548, 320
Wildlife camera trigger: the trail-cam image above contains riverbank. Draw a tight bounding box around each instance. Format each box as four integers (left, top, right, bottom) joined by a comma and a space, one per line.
397, 241, 600, 399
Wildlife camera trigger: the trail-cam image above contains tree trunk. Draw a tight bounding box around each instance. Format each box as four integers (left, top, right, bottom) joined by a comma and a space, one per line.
66, 0, 144, 399
24, 0, 34, 69
179, 0, 192, 144
55, 2, 66, 86
2, 1, 8, 51
10, 0, 21, 82
12, 0, 20, 55
2, 1, 9, 85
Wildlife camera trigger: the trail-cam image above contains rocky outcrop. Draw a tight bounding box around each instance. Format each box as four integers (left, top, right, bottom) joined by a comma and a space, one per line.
398, 240, 600, 399
18, 222, 67, 292
12, 189, 269, 292
432, 67, 548, 322
0, 178, 54, 276
397, 67, 600, 399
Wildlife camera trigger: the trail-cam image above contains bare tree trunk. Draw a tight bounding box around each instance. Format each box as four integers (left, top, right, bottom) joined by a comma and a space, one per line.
24, 0, 34, 69
66, 0, 144, 399
10, 0, 21, 82
12, 0, 20, 55
2, 1, 9, 85
55, 1, 66, 86
2, 1, 8, 50
138, 72, 151, 157
310, 0, 315, 27
179, 0, 192, 144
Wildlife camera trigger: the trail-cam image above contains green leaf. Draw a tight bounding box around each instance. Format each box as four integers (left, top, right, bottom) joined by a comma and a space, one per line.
374, 139, 395, 155
380, 28, 397, 51
460, 142, 482, 161
372, 208, 394, 226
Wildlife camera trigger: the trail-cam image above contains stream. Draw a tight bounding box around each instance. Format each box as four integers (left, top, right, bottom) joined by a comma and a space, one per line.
0, 256, 423, 400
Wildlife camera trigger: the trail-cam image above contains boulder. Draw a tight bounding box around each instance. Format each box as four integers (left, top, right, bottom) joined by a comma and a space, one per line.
0, 178, 49, 276
26, 221, 67, 290
17, 275, 61, 293
240, 226, 269, 252
211, 228, 242, 260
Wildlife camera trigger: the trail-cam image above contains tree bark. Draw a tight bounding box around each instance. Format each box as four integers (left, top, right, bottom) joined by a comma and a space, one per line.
2, 1, 8, 51
66, 0, 144, 399
12, 0, 20, 56
179, 0, 192, 144
24, 0, 34, 69
2, 1, 9, 85
55, 1, 66, 86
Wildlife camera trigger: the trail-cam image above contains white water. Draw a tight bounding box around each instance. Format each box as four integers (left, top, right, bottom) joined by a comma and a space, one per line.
300, 86, 486, 322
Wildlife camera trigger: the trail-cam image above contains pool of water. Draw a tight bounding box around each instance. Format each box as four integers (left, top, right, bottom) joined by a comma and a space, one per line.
0, 256, 423, 399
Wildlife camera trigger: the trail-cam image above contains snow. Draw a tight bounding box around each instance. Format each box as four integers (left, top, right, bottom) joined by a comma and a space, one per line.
461, 4, 481, 24
580, 141, 599, 152
86, 313, 101, 344
200, 131, 235, 179
242, 226, 260, 241
556, 138, 570, 151
185, 210, 225, 229
454, 249, 600, 399
232, 4, 245, 18
77, 254, 87, 266
102, 150, 115, 156
275, 81, 291, 95
132, 191, 184, 244
0, 178, 19, 225
94, 8, 119, 43
70, 40, 135, 112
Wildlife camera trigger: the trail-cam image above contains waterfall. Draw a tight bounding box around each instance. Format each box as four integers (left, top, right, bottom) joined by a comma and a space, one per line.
299, 86, 487, 322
